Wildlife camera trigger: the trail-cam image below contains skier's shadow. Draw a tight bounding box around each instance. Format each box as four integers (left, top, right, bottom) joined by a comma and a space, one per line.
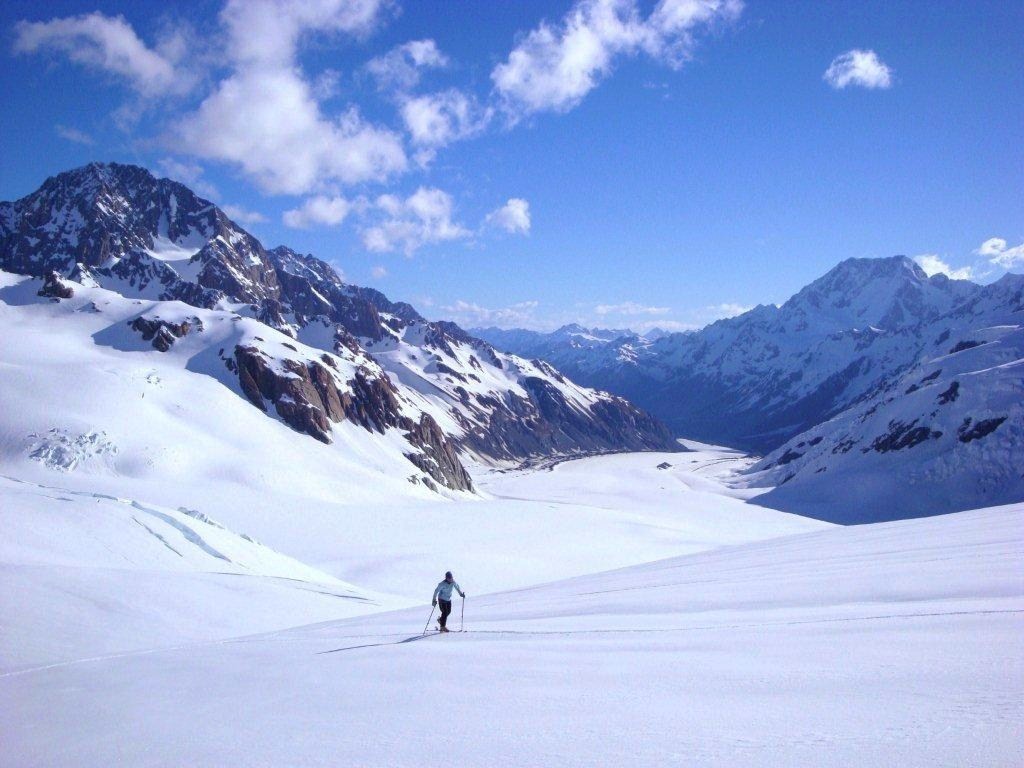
318, 633, 437, 655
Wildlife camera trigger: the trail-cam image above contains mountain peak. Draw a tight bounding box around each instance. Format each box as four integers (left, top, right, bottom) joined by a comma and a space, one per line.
782, 254, 978, 333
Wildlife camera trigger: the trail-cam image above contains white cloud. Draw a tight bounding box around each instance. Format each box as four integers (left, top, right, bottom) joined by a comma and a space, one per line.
156, 157, 219, 200
371, 265, 388, 279
55, 124, 94, 145
485, 198, 531, 234
173, 0, 406, 195
977, 237, 1024, 269
361, 187, 471, 255
914, 254, 974, 280
365, 39, 449, 92
221, 204, 267, 225
441, 299, 541, 328
401, 89, 492, 148
13, 12, 189, 96
595, 301, 670, 316
823, 49, 893, 90
704, 302, 750, 318
283, 195, 355, 228
491, 0, 742, 118
311, 68, 342, 100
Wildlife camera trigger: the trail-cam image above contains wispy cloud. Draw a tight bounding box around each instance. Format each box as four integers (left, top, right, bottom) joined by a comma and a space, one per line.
977, 237, 1024, 269
221, 204, 267, 225
441, 299, 541, 328
824, 49, 893, 90
13, 12, 192, 96
55, 124, 94, 145
594, 301, 670, 316
914, 253, 973, 280
283, 195, 356, 229
492, 0, 742, 119
365, 39, 449, 92
156, 157, 219, 200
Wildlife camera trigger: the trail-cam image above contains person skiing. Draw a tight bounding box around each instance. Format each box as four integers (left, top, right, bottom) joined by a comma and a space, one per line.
431, 571, 465, 632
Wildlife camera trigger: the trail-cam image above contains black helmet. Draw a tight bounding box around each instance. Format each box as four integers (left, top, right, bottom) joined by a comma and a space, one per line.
445, 571, 453, 579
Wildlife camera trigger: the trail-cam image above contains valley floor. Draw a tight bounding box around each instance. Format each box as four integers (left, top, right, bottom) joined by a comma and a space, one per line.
2, 449, 1021, 766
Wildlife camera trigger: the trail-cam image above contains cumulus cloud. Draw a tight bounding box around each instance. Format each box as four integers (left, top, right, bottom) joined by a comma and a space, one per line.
283, 195, 355, 228
401, 89, 492, 148
485, 198, 531, 234
914, 254, 974, 280
361, 187, 471, 255
823, 49, 893, 90
55, 124, 94, 145
371, 265, 388, 279
977, 237, 1024, 269
221, 204, 267, 225
12, 12, 189, 96
365, 39, 449, 92
491, 0, 742, 118
595, 301, 670, 316
173, 0, 406, 195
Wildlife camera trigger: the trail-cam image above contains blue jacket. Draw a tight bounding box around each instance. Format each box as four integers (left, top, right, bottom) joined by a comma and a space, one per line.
433, 579, 464, 602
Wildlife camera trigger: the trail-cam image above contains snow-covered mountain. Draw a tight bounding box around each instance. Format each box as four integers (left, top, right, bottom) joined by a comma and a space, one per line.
475, 257, 993, 454
745, 273, 1024, 522
0, 163, 679, 493
477, 258, 1024, 519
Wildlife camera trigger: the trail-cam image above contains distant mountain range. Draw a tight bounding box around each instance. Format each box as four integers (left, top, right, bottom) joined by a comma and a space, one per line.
475, 256, 1024, 521
0, 163, 679, 494
3, 162, 1020, 521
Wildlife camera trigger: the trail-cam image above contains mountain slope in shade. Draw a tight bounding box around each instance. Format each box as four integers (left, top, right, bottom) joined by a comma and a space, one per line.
475, 257, 987, 453
0, 163, 681, 489
744, 273, 1024, 522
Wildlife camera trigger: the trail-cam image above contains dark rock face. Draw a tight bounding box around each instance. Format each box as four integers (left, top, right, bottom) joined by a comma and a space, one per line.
233, 346, 473, 491
403, 414, 474, 492
869, 419, 942, 453
130, 316, 202, 351
37, 271, 74, 300
1, 162, 277, 307
268, 246, 680, 463
958, 416, 1006, 443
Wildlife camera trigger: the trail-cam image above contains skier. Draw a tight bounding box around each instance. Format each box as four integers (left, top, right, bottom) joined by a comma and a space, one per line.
431, 571, 465, 632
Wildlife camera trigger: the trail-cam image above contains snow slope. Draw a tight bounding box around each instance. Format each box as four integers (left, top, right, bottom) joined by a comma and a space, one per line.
4, 501, 1020, 767
744, 275, 1024, 522
0, 475, 400, 671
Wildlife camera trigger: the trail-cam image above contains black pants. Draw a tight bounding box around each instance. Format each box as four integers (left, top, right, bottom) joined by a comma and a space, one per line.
438, 599, 452, 628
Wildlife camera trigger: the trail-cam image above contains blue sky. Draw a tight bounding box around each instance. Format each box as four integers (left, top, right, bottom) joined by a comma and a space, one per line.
2, 0, 1021, 331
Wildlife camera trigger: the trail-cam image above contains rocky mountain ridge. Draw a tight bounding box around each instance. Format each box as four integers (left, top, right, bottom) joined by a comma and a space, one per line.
1, 163, 680, 491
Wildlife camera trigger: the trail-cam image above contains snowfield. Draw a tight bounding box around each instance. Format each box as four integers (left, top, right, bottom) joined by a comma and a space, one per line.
3, 498, 1020, 767
2, 261, 1022, 766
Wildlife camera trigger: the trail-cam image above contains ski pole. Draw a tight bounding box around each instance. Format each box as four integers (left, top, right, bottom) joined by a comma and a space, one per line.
460, 596, 465, 632
423, 605, 436, 635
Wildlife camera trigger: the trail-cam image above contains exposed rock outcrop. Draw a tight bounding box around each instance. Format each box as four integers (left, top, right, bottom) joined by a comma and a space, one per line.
233, 345, 473, 491
37, 271, 74, 300
130, 316, 202, 352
